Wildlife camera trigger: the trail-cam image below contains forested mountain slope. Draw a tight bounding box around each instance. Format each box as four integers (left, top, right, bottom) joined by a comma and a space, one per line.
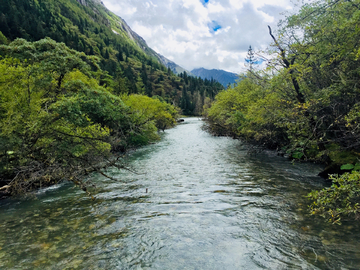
0, 0, 223, 115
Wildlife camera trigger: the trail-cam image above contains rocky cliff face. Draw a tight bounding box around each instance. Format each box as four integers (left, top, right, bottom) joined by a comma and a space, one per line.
76, 0, 104, 6
76, 0, 87, 5
115, 16, 191, 75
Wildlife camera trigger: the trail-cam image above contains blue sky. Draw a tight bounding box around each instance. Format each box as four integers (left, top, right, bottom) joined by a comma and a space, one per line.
102, 0, 296, 73
208, 20, 222, 33
201, 0, 209, 6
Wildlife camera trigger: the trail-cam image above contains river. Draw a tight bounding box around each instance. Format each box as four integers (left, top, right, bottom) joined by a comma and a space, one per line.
1, 118, 360, 269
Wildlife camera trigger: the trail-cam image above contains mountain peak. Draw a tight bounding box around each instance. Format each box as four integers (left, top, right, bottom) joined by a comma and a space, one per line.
191, 68, 239, 88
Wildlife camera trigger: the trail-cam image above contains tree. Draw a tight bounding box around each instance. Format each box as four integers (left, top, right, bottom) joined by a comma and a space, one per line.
104, 48, 110, 59
0, 38, 100, 95
245, 45, 256, 72
180, 85, 191, 115
0, 57, 111, 196
0, 31, 8, 45
122, 94, 178, 133
136, 75, 145, 94
308, 170, 360, 224
268, 26, 305, 104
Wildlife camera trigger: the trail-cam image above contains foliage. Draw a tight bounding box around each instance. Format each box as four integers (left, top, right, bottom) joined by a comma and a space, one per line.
0, 31, 7, 45
122, 94, 179, 132
0, 57, 109, 196
208, 0, 360, 157
177, 72, 223, 115
205, 75, 287, 148
308, 171, 360, 224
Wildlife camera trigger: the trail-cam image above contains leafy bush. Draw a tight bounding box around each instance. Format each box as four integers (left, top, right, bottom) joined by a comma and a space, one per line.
122, 94, 178, 132
308, 171, 360, 224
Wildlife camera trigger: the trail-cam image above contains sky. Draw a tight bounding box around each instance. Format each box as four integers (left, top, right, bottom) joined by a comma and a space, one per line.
102, 0, 299, 73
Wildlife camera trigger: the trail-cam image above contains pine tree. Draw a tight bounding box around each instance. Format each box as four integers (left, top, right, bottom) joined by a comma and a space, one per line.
104, 48, 109, 59
245, 45, 254, 71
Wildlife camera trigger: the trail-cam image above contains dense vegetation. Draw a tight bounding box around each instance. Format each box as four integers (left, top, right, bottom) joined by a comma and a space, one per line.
0, 38, 179, 197
205, 0, 360, 223
0, 0, 223, 115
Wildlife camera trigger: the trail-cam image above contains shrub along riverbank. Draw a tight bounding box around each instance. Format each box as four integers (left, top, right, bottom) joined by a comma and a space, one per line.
0, 38, 178, 198
204, 0, 360, 224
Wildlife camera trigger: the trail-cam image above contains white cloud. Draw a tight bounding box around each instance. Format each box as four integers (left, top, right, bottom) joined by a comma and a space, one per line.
102, 1, 137, 16
228, 0, 244, 10
102, 0, 296, 73
132, 22, 152, 40
208, 2, 226, 13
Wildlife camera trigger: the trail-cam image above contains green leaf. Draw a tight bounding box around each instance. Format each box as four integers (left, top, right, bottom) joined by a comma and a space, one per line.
292, 151, 304, 159
353, 163, 360, 171
340, 164, 355, 170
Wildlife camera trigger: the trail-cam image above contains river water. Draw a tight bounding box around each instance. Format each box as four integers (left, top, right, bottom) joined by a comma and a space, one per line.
1, 118, 360, 269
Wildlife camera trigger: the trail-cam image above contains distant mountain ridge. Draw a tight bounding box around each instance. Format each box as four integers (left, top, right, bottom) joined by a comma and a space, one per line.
156, 54, 194, 76
191, 68, 239, 88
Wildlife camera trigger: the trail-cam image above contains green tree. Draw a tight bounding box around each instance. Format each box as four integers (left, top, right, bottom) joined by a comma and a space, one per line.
245, 45, 256, 72
122, 94, 178, 132
0, 38, 100, 95
0, 31, 8, 45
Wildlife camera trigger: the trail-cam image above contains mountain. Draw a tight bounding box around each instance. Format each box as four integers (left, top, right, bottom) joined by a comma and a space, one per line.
156, 54, 194, 76
191, 68, 239, 88
77, 0, 190, 76
0, 0, 223, 115
110, 10, 190, 75
0, 0, 188, 74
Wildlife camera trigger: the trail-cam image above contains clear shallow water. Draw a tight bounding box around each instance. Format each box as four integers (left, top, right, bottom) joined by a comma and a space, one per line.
1, 118, 360, 269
